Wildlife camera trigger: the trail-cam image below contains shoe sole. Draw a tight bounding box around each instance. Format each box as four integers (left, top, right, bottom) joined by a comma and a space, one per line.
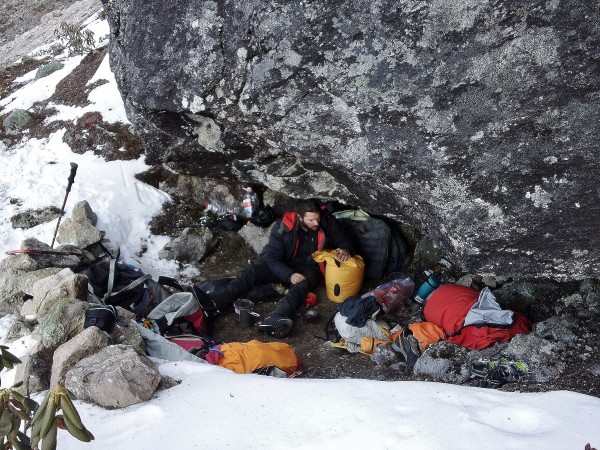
392, 333, 420, 369
391, 337, 406, 357
259, 318, 293, 338
406, 334, 421, 356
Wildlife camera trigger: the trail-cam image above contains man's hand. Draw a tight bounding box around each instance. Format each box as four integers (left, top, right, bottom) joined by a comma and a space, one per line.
290, 273, 306, 284
337, 248, 351, 262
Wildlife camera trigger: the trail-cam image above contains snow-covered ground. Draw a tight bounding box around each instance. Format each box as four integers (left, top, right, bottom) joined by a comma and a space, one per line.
1, 11, 600, 450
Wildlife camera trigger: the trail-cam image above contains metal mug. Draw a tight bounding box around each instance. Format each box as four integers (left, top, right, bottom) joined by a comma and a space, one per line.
233, 299, 260, 327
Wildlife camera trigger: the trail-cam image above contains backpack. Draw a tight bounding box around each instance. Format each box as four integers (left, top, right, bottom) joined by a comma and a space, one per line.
84, 304, 117, 332
219, 214, 244, 231
336, 213, 407, 280
84, 258, 178, 317
384, 224, 407, 276
251, 205, 276, 227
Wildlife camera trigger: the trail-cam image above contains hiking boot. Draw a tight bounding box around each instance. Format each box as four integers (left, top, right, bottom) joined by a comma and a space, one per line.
493, 358, 530, 384
192, 286, 221, 321
391, 329, 421, 369
259, 314, 293, 338
469, 356, 531, 386
470, 358, 494, 378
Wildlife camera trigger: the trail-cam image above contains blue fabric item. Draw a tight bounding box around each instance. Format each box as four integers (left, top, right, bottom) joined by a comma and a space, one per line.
337, 295, 380, 327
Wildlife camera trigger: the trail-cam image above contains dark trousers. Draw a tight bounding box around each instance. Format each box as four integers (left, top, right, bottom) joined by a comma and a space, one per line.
210, 262, 322, 318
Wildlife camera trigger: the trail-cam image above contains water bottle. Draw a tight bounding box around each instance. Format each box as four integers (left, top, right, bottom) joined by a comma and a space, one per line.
204, 202, 232, 216
242, 186, 259, 219
414, 271, 441, 304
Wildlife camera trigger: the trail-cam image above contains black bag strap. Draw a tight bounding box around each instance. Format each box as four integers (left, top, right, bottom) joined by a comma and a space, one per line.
105, 274, 151, 299
87, 304, 117, 316
157, 276, 183, 291
106, 258, 117, 298
101, 259, 152, 303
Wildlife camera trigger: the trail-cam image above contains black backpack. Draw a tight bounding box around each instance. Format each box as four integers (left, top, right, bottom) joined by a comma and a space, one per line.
84, 305, 117, 332
338, 217, 407, 280
251, 205, 276, 228
84, 258, 179, 317
219, 214, 245, 231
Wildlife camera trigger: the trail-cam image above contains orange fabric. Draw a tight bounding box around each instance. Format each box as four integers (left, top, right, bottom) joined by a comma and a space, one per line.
360, 336, 390, 354
218, 340, 299, 374
408, 322, 445, 352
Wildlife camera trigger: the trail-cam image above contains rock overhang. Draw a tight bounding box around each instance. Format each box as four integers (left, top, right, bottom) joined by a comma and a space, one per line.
101, 0, 600, 280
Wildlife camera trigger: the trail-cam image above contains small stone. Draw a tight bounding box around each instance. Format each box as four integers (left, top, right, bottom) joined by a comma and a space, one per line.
3, 109, 31, 131
34, 60, 64, 79
456, 275, 474, 287
481, 275, 497, 288
303, 309, 319, 322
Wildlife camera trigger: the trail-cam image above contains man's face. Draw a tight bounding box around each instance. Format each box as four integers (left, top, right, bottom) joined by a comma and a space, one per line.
299, 212, 321, 231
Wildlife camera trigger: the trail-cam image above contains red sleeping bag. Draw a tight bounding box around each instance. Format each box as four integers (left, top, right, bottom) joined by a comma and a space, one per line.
423, 284, 532, 350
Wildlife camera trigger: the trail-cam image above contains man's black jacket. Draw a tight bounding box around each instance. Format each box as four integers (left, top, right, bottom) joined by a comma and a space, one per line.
259, 211, 355, 283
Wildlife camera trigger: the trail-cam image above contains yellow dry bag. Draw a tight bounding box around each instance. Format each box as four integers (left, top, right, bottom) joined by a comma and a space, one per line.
312, 250, 365, 303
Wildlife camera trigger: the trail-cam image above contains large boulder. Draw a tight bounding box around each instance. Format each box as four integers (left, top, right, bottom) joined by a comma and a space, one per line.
110, 316, 146, 355
34, 60, 64, 79
57, 200, 103, 248
0, 265, 62, 299
65, 345, 162, 409
534, 316, 580, 346
14, 349, 53, 394
3, 109, 31, 132
5, 317, 34, 342
158, 175, 243, 213
0, 292, 30, 316
504, 333, 566, 383
34, 299, 88, 352
101, 0, 600, 280
29, 268, 88, 318
238, 223, 273, 255
70, 200, 98, 225
413, 341, 471, 383
10, 207, 61, 229
50, 326, 112, 388
158, 227, 215, 263
0, 239, 82, 299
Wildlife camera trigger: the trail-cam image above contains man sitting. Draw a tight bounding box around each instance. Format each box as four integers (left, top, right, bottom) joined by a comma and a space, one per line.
197, 198, 354, 338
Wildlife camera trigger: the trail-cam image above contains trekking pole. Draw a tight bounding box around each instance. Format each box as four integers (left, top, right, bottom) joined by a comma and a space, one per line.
50, 162, 78, 248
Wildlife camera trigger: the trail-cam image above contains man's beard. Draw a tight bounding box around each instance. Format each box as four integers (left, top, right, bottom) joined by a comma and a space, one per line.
299, 219, 319, 232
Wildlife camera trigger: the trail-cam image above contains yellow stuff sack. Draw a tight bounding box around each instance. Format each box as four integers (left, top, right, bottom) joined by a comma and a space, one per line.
312, 250, 365, 303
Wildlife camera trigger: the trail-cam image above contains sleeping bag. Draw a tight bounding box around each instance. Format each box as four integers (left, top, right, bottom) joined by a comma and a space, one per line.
217, 340, 300, 374
423, 284, 532, 350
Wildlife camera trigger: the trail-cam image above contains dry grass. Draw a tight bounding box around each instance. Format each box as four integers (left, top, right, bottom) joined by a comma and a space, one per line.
49, 46, 107, 106
0, 57, 49, 100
